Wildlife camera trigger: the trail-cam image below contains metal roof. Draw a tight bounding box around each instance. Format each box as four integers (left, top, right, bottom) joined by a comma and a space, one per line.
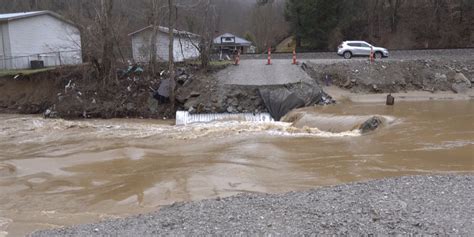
0, 10, 76, 26
128, 25, 200, 38
0, 11, 44, 20
213, 33, 252, 46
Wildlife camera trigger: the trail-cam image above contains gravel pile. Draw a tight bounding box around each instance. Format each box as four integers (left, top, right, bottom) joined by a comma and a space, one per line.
31, 175, 473, 236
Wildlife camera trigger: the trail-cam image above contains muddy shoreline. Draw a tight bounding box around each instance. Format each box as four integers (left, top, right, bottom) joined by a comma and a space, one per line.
30, 175, 474, 236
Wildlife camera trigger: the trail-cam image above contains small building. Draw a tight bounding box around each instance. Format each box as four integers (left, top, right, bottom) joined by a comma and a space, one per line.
213, 33, 253, 58
0, 11, 82, 70
129, 26, 200, 63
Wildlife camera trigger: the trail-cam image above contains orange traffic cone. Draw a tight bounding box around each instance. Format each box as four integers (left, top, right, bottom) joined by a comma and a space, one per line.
267, 48, 272, 65
370, 47, 375, 63
234, 50, 240, 66
292, 49, 297, 65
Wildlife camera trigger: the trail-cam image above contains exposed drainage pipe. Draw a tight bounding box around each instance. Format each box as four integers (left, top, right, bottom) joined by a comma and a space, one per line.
176, 111, 274, 126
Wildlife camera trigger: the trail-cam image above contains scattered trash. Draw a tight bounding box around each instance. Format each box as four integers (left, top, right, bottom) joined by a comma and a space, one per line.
13, 74, 23, 80
65, 80, 72, 93
118, 64, 144, 78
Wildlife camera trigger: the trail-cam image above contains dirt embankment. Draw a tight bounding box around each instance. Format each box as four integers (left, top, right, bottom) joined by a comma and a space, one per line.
0, 65, 207, 119
0, 63, 288, 119
0, 63, 332, 120
2, 57, 472, 119
306, 59, 474, 94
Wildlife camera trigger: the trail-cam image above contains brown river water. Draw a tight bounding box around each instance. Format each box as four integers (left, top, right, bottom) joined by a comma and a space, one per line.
0, 101, 473, 236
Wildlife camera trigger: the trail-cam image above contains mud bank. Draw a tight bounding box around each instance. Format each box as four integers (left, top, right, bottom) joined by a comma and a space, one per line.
0, 65, 174, 119
306, 59, 473, 94
0, 64, 229, 119
30, 175, 474, 236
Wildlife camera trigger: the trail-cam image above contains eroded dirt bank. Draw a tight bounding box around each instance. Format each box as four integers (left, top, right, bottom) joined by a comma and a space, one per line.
0, 64, 331, 120
0, 65, 173, 119
0, 64, 233, 119
306, 58, 473, 94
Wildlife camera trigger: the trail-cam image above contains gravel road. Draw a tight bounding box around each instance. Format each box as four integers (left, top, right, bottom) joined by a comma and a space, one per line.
216, 59, 313, 85
241, 48, 474, 61
31, 175, 474, 236
218, 49, 474, 86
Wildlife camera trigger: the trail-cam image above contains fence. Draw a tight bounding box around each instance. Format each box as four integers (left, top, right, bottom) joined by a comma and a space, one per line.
0, 50, 82, 70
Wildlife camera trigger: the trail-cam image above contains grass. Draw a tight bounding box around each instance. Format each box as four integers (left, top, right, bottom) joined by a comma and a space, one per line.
186, 60, 233, 67
276, 36, 296, 53
0, 67, 55, 77
209, 60, 233, 67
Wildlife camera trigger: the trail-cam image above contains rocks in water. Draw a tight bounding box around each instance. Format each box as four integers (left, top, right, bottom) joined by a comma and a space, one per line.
450, 73, 471, 94
43, 108, 58, 118
359, 116, 383, 133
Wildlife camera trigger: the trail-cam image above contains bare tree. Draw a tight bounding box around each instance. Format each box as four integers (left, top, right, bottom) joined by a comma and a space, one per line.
168, 0, 176, 111
196, 0, 217, 69
98, 0, 115, 83
251, 0, 287, 51
149, 0, 162, 76
387, 0, 405, 33
176, 0, 217, 69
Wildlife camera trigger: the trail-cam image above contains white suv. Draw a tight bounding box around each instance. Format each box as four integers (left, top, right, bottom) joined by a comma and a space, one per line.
337, 41, 389, 59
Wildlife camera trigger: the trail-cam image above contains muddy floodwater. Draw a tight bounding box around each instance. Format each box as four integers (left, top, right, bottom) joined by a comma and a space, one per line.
0, 101, 473, 236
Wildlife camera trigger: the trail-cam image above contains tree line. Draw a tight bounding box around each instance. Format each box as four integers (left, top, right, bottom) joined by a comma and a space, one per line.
285, 0, 474, 50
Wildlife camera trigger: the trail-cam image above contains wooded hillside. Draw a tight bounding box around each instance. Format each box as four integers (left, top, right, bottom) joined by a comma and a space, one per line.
285, 0, 474, 50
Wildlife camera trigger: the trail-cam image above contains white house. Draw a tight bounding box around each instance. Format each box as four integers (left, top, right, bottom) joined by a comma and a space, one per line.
0, 11, 82, 70
129, 26, 200, 63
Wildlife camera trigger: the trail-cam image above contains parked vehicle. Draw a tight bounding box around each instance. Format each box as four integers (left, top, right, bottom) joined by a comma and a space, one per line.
337, 41, 389, 59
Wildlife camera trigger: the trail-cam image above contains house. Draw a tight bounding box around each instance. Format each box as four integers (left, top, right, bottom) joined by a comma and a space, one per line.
213, 33, 254, 58
129, 26, 200, 63
0, 11, 82, 70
